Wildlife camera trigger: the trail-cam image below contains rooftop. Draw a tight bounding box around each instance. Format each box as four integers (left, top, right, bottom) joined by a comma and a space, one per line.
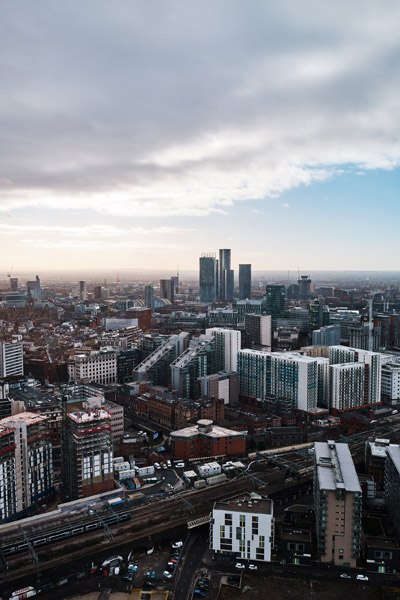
1, 411, 48, 426
214, 494, 272, 515
315, 440, 361, 493
67, 408, 111, 424
171, 422, 246, 439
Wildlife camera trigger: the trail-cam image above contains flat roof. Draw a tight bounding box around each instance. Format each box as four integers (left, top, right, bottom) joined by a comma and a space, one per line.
1, 411, 48, 426
315, 441, 361, 493
214, 495, 272, 515
67, 408, 110, 424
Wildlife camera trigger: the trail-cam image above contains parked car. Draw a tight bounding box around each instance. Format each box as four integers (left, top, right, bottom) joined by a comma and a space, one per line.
356, 574, 369, 581
102, 555, 123, 568
340, 573, 351, 579
172, 540, 183, 549
235, 562, 245, 569
154, 462, 161, 470
163, 570, 173, 579
249, 564, 257, 570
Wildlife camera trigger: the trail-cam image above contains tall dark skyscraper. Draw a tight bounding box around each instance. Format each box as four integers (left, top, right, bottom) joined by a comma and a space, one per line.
144, 284, 155, 309
160, 279, 174, 303
265, 284, 286, 319
238, 264, 251, 300
199, 253, 218, 303
218, 249, 234, 302
298, 275, 312, 299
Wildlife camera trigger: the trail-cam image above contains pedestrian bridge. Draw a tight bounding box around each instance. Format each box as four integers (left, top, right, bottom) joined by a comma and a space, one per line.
187, 515, 210, 529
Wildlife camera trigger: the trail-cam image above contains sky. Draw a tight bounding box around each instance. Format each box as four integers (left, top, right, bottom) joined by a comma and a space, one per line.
1, 1, 400, 275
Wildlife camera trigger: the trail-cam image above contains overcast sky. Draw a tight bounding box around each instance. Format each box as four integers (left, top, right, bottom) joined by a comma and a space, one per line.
1, 1, 400, 275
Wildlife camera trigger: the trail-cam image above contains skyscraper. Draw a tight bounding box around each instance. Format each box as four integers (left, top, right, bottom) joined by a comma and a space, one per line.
298, 275, 312, 300
144, 284, 155, 310
265, 285, 286, 320
199, 254, 218, 303
79, 280, 87, 302
238, 264, 251, 300
160, 278, 175, 303
218, 249, 234, 302
0, 341, 24, 377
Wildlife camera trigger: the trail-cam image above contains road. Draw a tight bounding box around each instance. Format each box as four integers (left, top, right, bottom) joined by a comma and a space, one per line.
173, 528, 210, 600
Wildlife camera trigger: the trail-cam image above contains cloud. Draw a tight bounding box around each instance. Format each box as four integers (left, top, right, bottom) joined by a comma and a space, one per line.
281, 203, 290, 209
0, 0, 400, 221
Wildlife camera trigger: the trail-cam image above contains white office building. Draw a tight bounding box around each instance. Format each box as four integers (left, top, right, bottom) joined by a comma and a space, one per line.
68, 348, 118, 385
211, 494, 274, 562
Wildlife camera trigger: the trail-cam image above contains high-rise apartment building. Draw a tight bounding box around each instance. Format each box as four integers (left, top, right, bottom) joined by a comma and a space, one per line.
238, 264, 251, 300
199, 254, 218, 304
270, 353, 318, 412
170, 335, 215, 399
1, 412, 53, 515
219, 249, 234, 302
211, 494, 274, 562
205, 328, 241, 372
329, 345, 381, 406
314, 441, 362, 567
329, 363, 365, 411
0, 424, 17, 520
0, 341, 24, 377
62, 407, 113, 500
237, 349, 270, 401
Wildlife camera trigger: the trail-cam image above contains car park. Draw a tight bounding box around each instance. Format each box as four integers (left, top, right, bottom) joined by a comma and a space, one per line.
356, 574, 369, 581
235, 562, 245, 569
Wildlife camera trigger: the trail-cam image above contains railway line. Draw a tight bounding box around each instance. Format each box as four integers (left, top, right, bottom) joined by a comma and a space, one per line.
2, 419, 400, 583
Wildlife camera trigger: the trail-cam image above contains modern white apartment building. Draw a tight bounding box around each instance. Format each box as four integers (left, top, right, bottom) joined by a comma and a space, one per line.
206, 328, 241, 372
68, 348, 117, 385
329, 363, 365, 410
270, 352, 318, 412
381, 361, 400, 405
0, 341, 24, 377
211, 494, 274, 562
237, 349, 270, 401
314, 441, 362, 567
329, 345, 381, 406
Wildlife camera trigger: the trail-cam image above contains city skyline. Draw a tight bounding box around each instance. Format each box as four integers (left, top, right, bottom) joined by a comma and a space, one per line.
1, 2, 400, 272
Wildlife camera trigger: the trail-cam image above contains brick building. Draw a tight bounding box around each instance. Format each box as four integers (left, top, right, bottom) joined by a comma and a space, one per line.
170, 419, 246, 460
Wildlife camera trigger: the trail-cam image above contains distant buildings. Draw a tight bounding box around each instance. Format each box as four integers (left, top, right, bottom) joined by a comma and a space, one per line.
219, 249, 234, 302
265, 285, 286, 321
79, 280, 87, 302
199, 254, 218, 304
211, 494, 274, 562
160, 278, 175, 304
144, 284, 155, 310
238, 264, 251, 300
312, 325, 340, 347
314, 441, 362, 567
